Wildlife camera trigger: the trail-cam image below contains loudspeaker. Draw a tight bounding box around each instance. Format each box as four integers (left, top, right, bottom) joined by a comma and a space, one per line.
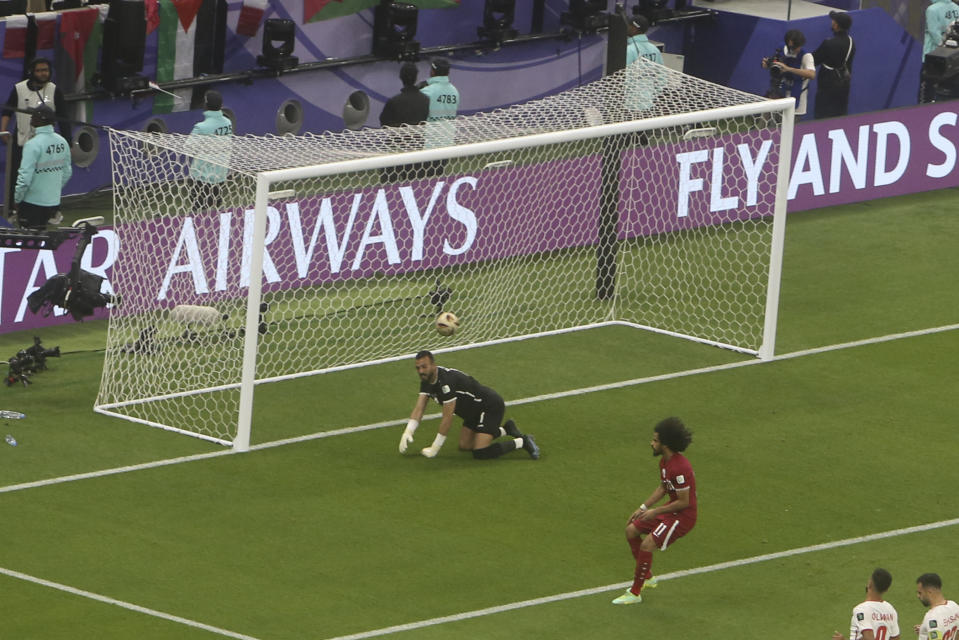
101, 0, 146, 93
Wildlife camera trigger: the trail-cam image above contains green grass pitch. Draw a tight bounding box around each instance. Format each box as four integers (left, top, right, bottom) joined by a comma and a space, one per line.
0, 186, 957, 639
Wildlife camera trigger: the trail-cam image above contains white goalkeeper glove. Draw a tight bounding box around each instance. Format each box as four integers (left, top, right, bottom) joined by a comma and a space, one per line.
421, 433, 446, 458
399, 419, 419, 453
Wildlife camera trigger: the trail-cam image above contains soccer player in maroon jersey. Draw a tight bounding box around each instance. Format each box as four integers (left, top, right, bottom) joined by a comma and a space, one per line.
613, 417, 696, 605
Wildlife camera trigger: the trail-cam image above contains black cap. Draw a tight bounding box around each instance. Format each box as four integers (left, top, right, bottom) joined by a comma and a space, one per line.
430, 58, 451, 75
829, 11, 852, 31
30, 105, 55, 127
630, 15, 650, 32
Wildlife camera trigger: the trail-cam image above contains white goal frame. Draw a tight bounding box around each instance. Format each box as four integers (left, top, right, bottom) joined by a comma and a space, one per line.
96, 67, 794, 451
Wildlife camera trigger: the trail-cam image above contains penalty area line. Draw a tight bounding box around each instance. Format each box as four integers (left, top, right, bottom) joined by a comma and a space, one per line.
0, 565, 263, 640
324, 516, 959, 640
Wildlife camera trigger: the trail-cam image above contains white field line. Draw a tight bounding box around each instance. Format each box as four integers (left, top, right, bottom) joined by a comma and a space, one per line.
2, 322, 957, 497
323, 517, 959, 640
3, 517, 955, 640
0, 323, 956, 637
0, 565, 263, 640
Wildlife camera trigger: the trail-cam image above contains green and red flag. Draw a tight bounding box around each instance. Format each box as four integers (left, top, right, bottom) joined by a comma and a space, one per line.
155, 0, 205, 113
304, 0, 459, 24
2, 15, 28, 59
236, 0, 269, 36
55, 6, 105, 122
34, 12, 58, 53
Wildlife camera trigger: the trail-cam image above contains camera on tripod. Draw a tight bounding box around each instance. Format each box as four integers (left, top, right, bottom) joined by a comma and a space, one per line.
4, 337, 60, 387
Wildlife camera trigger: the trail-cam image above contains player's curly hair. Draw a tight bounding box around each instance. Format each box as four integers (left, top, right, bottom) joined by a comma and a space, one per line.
654, 417, 693, 452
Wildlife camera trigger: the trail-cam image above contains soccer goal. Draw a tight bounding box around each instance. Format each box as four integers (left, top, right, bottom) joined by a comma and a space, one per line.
96, 59, 794, 449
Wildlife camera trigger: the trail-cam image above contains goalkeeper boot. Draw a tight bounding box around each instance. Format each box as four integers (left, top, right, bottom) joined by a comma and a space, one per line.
522, 434, 540, 460
503, 419, 522, 438
611, 590, 642, 605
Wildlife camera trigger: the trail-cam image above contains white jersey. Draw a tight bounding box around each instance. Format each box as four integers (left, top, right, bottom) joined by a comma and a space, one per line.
849, 600, 899, 640
919, 600, 959, 640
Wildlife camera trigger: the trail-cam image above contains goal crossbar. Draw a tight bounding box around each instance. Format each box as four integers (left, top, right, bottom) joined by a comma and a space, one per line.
99, 61, 794, 450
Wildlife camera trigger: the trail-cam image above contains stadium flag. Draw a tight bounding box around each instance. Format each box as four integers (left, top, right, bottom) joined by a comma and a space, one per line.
0, 20, 24, 82
236, 0, 268, 37
304, 0, 458, 24
145, 0, 161, 34
154, 0, 204, 113
33, 12, 58, 52
56, 6, 103, 121
2, 15, 28, 59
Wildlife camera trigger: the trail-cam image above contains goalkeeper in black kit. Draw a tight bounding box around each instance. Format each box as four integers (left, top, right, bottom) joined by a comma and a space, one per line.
400, 350, 540, 460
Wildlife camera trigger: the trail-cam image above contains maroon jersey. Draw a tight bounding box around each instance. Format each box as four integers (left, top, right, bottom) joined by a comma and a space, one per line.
660, 453, 697, 522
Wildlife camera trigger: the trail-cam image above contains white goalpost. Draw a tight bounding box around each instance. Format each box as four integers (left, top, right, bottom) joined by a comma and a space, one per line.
96, 59, 794, 449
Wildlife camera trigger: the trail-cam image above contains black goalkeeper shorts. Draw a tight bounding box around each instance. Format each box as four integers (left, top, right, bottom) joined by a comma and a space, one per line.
461, 395, 506, 436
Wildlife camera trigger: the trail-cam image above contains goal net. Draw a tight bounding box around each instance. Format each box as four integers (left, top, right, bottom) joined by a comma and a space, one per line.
97, 59, 794, 448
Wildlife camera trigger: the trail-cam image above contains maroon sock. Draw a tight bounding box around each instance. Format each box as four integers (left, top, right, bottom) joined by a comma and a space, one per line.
628, 536, 643, 560
631, 550, 653, 595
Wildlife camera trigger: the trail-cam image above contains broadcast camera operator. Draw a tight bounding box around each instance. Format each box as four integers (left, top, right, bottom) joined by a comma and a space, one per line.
761, 29, 816, 121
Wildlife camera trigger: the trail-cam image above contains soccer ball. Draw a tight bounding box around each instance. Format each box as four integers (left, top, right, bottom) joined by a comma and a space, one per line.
435, 311, 460, 336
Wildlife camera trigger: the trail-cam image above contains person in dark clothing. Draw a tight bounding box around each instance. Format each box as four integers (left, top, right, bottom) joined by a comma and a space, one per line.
400, 350, 540, 460
1, 57, 72, 212
379, 62, 429, 128
379, 62, 430, 184
811, 11, 855, 119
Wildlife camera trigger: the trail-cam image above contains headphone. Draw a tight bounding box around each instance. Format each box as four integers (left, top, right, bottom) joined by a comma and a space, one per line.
28, 57, 52, 82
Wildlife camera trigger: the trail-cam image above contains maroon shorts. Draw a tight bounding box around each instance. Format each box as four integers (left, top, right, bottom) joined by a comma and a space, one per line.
631, 513, 695, 550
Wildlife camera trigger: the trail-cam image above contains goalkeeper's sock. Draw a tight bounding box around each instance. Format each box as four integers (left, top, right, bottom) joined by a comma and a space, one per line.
631, 550, 653, 595
503, 419, 522, 437
472, 440, 518, 459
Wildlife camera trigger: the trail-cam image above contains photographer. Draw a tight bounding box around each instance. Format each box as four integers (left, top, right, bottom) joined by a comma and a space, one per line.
811, 11, 855, 119
762, 29, 816, 120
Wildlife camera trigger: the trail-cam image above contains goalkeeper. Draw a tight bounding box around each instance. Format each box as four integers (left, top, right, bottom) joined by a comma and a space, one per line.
399, 350, 540, 460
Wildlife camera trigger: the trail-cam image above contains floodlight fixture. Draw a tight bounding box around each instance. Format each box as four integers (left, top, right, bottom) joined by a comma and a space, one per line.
478, 0, 517, 43
561, 0, 608, 33
373, 0, 421, 61
257, 18, 299, 70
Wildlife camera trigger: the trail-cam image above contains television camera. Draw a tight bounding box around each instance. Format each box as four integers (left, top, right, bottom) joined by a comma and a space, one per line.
5, 336, 60, 387
0, 217, 119, 322
762, 50, 790, 99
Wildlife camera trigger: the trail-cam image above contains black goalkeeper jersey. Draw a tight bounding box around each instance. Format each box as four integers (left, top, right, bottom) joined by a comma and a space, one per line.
419, 367, 501, 421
